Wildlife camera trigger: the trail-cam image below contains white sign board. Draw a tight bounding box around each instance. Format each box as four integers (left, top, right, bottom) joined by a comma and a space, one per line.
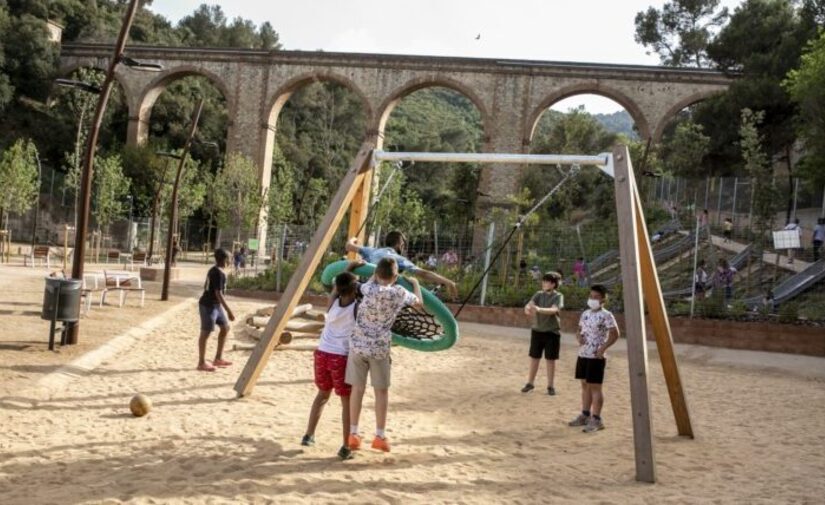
773, 229, 801, 250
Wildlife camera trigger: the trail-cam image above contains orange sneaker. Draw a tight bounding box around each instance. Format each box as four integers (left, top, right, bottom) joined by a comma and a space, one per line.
371, 436, 391, 452
347, 433, 362, 450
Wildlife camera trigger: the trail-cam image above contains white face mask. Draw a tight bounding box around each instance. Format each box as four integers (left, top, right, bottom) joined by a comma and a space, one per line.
587, 298, 601, 310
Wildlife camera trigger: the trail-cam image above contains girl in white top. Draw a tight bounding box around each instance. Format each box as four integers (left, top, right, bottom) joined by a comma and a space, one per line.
302, 261, 363, 460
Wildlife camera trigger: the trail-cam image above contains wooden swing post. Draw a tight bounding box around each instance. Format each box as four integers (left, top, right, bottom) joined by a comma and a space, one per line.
234, 142, 375, 397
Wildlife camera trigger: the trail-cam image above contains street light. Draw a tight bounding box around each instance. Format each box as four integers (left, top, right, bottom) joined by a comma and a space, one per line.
55, 78, 102, 94
65, 0, 162, 346
119, 55, 163, 72
125, 194, 134, 252
161, 99, 207, 301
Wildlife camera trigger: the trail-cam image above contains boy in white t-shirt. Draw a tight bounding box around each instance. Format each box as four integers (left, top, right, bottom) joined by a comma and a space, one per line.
568, 285, 620, 433
301, 261, 363, 460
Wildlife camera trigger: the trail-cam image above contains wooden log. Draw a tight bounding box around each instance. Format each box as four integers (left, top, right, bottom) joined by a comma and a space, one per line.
285, 319, 325, 333
243, 326, 292, 344
273, 344, 316, 352
306, 309, 327, 322
233, 343, 257, 351
288, 331, 322, 340
248, 304, 313, 325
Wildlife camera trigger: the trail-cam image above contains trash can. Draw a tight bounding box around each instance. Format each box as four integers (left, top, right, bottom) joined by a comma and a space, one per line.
42, 277, 82, 323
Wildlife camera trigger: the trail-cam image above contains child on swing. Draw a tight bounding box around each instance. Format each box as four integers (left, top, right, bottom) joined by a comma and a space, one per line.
301, 260, 364, 460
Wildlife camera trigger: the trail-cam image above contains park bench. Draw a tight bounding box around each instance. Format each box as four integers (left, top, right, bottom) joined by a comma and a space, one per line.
106, 249, 122, 264
101, 270, 145, 308
128, 251, 148, 270
24, 245, 51, 268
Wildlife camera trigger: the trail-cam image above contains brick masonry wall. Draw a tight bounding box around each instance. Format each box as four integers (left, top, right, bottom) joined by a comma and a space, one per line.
229, 289, 824, 357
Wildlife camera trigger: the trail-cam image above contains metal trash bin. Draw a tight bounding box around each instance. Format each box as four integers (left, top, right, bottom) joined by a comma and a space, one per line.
42, 277, 82, 350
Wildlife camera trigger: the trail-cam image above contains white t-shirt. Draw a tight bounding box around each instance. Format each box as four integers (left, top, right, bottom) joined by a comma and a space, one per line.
578, 308, 618, 358
317, 298, 356, 356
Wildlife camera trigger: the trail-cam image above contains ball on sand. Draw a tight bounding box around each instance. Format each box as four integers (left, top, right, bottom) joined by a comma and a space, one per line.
129, 394, 152, 417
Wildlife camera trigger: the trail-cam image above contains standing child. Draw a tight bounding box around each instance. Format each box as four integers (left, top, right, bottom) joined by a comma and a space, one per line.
522, 272, 564, 395
197, 249, 236, 372
723, 218, 734, 242
346, 257, 423, 454
568, 285, 619, 433
302, 261, 363, 460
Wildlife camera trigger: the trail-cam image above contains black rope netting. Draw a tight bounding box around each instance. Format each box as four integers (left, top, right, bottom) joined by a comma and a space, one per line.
392, 306, 443, 341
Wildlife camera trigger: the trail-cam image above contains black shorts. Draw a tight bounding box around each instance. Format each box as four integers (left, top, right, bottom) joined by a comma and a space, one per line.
575, 357, 606, 384
529, 330, 560, 360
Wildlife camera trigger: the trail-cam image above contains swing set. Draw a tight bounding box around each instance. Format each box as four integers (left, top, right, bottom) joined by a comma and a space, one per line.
234, 142, 693, 483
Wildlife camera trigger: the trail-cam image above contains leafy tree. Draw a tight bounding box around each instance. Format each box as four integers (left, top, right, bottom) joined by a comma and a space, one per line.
701, 0, 817, 217
0, 138, 39, 229
92, 153, 131, 232
524, 108, 618, 219
634, 0, 729, 67
785, 30, 825, 187
739, 108, 778, 284
215, 152, 263, 241
0, 1, 13, 111
159, 156, 206, 233
0, 1, 59, 105
372, 162, 428, 238
660, 120, 711, 177
266, 143, 295, 230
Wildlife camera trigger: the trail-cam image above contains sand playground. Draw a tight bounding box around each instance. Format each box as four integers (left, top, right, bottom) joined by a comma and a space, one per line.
1, 286, 825, 504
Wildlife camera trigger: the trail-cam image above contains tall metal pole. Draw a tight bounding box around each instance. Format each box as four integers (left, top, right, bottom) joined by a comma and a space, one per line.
716, 178, 724, 225
479, 221, 495, 306
689, 197, 701, 318
791, 177, 799, 220
31, 151, 42, 247
67, 0, 141, 345
161, 99, 204, 301
731, 177, 739, 229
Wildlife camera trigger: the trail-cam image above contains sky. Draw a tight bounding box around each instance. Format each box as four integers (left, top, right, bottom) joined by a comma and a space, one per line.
149, 0, 743, 114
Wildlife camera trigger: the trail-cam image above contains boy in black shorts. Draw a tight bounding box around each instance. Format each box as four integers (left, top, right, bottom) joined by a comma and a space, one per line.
569, 285, 619, 432
522, 272, 563, 395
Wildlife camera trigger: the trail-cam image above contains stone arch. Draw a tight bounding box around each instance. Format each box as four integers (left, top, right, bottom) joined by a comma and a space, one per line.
375, 76, 491, 149
132, 65, 234, 146
526, 82, 652, 144
263, 72, 374, 131
652, 90, 724, 143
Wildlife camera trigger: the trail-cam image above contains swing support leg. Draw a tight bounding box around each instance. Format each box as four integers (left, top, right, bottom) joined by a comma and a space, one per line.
234, 142, 375, 397
348, 163, 374, 258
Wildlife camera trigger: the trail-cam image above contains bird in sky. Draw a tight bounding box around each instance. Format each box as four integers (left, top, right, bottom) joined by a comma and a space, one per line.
475, 33, 481, 40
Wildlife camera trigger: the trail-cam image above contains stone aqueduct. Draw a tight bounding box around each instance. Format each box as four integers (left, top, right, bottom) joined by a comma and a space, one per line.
60, 44, 731, 250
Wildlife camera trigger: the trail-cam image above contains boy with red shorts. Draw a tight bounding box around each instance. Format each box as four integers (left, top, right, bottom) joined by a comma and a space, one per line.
302, 261, 362, 460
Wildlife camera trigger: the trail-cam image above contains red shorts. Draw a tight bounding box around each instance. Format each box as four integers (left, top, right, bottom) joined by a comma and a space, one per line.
314, 350, 351, 396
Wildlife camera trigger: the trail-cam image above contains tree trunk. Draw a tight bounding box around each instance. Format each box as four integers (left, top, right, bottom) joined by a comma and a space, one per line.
785, 146, 794, 223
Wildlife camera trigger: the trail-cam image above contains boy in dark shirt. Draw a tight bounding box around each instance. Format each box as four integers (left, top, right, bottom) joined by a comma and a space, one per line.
522, 272, 564, 395
197, 248, 236, 372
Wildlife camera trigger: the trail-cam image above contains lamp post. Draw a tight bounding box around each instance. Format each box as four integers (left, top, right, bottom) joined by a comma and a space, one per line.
161, 99, 205, 301
63, 0, 161, 345
31, 152, 43, 247
125, 194, 134, 251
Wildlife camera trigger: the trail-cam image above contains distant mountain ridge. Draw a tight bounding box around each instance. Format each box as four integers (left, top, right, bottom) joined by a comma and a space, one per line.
592, 110, 637, 139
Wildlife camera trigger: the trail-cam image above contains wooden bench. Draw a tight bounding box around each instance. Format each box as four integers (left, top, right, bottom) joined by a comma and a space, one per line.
101, 270, 145, 308
106, 250, 122, 264
25, 245, 51, 268
128, 251, 148, 270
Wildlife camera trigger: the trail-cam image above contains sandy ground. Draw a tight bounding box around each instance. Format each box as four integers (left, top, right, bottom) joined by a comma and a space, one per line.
1, 295, 824, 504
0, 261, 208, 397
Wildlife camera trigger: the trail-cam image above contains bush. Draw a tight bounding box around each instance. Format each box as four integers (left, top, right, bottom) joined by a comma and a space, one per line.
778, 302, 800, 324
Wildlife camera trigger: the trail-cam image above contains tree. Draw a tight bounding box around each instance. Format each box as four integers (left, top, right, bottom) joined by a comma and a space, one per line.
0, 1, 59, 106
702, 0, 817, 218
372, 162, 428, 239
785, 30, 825, 188
92, 153, 130, 232
215, 152, 263, 241
739, 109, 778, 285
0, 1, 13, 111
634, 0, 729, 67
661, 120, 711, 177
259, 21, 281, 50
523, 107, 619, 219
266, 144, 295, 231
0, 138, 39, 229
159, 156, 206, 233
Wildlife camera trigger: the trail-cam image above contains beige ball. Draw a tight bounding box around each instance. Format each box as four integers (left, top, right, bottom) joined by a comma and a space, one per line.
129, 394, 152, 417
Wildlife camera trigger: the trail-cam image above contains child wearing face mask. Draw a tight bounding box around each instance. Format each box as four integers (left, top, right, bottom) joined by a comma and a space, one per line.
568, 285, 619, 433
